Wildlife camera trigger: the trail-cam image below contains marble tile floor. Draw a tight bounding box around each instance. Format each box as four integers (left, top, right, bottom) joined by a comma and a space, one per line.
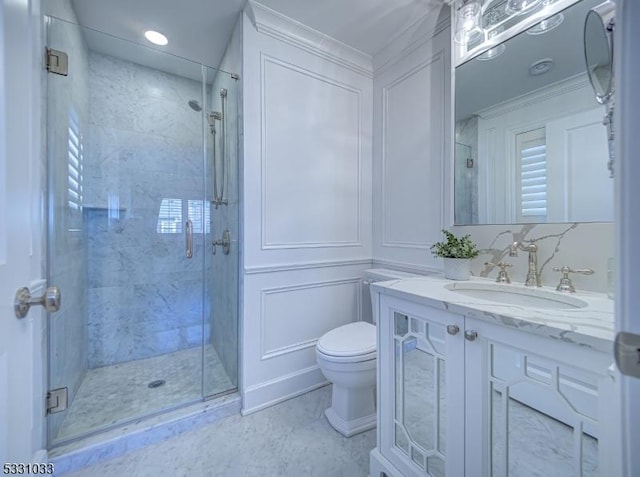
56, 380, 598, 477
55, 344, 233, 442
58, 386, 376, 477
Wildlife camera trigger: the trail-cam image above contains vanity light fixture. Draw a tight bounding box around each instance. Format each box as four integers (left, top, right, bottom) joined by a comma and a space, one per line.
506, 0, 543, 15
527, 13, 565, 35
477, 42, 506, 60
144, 30, 168, 46
478, 28, 506, 60
454, 1, 484, 45
529, 58, 554, 76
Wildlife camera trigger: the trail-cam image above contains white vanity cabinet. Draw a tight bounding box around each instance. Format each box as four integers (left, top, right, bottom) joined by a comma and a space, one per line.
370, 292, 617, 477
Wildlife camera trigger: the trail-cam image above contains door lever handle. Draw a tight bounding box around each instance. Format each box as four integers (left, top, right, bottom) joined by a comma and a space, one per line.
14, 286, 61, 318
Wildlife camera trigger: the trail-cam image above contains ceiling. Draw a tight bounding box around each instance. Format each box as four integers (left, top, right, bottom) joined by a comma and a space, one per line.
70, 0, 246, 69
68, 0, 444, 70
255, 0, 444, 56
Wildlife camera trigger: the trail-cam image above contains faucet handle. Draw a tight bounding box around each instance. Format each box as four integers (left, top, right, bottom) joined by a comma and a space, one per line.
552, 266, 595, 293
485, 261, 512, 284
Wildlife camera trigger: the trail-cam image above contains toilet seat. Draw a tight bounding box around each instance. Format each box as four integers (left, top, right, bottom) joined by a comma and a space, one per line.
316, 322, 376, 363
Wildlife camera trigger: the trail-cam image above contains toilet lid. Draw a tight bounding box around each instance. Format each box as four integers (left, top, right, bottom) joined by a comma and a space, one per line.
317, 322, 376, 357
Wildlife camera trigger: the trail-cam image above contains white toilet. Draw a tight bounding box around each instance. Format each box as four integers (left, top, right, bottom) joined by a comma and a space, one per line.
316, 268, 419, 437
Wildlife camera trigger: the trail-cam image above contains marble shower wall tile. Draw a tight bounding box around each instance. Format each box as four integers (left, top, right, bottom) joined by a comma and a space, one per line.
455, 117, 479, 225
454, 222, 614, 293
86, 52, 211, 368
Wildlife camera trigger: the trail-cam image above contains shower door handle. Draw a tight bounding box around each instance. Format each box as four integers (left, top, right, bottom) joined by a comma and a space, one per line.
185, 220, 193, 259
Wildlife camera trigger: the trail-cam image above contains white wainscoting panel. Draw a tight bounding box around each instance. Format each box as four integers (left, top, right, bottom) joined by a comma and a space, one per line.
382, 55, 444, 248
241, 262, 371, 414
241, 8, 373, 414
243, 12, 372, 269
261, 55, 361, 249
261, 278, 361, 359
372, 26, 451, 269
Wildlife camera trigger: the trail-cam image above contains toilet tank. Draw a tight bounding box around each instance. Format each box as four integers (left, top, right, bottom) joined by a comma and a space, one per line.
362, 268, 423, 324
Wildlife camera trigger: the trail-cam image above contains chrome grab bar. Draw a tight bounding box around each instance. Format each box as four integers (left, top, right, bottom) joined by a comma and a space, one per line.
185, 220, 193, 258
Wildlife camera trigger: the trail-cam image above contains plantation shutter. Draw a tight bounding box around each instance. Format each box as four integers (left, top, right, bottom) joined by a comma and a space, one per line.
516, 128, 547, 222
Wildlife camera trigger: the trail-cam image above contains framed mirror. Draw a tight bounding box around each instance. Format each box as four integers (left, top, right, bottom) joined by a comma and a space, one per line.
584, 0, 615, 104
454, 0, 614, 225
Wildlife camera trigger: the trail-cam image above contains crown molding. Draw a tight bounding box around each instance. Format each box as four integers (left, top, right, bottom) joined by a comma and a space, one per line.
245, 1, 373, 78
477, 73, 591, 120
373, 4, 451, 75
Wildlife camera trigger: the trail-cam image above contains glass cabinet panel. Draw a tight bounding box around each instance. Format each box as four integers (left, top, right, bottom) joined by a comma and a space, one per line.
393, 312, 449, 474
487, 340, 601, 477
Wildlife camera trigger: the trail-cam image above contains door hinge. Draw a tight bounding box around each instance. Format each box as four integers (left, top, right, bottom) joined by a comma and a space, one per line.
45, 48, 68, 76
46, 387, 68, 414
614, 332, 640, 379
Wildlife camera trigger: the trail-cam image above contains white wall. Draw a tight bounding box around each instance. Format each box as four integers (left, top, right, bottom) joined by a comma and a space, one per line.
473, 75, 612, 224
241, 4, 373, 413
372, 6, 451, 273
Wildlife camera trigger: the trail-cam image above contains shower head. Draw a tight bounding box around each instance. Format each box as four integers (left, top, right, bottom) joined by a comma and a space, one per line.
188, 99, 202, 112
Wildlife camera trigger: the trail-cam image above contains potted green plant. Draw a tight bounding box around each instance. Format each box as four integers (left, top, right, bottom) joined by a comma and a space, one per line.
430, 229, 479, 280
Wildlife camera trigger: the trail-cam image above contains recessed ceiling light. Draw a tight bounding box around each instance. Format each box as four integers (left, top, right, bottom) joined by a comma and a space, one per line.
144, 30, 168, 46
529, 58, 554, 76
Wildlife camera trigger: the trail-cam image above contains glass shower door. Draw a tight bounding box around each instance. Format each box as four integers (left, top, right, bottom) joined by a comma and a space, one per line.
46, 17, 215, 445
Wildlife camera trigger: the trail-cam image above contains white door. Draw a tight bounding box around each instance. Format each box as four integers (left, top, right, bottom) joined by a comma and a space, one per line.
546, 107, 613, 223
616, 1, 640, 475
0, 0, 46, 464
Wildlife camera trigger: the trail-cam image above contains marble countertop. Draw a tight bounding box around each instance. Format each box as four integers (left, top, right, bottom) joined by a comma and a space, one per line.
372, 275, 615, 353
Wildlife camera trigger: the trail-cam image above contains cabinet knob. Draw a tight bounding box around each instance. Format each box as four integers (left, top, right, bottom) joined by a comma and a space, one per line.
447, 324, 460, 335
464, 330, 478, 341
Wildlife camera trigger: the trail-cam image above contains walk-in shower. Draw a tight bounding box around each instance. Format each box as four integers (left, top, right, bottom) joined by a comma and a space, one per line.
45, 15, 239, 447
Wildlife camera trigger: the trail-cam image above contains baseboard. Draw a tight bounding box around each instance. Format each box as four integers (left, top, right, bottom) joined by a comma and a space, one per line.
241, 365, 328, 415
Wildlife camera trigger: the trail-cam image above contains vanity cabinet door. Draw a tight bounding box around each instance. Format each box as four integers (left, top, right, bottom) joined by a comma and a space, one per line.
378, 295, 465, 477
464, 317, 615, 477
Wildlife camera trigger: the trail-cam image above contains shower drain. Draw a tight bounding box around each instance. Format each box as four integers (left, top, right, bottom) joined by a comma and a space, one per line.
148, 379, 166, 389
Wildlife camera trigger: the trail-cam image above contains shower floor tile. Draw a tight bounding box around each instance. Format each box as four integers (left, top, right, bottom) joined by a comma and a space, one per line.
55, 344, 233, 442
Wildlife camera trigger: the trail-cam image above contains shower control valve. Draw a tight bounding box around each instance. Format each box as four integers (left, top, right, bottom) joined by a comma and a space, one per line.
212, 229, 231, 255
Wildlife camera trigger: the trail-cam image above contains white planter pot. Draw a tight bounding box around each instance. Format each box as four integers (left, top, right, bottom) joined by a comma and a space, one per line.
443, 258, 471, 281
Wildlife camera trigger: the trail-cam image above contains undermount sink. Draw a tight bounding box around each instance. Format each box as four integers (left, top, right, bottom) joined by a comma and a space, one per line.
444, 282, 588, 309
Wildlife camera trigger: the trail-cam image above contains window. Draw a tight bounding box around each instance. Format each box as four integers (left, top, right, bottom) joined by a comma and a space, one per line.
157, 198, 183, 234
68, 108, 83, 211
187, 199, 210, 234
157, 199, 210, 234
516, 128, 547, 222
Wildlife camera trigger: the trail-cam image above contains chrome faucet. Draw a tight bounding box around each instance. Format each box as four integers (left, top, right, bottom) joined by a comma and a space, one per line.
509, 241, 541, 287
